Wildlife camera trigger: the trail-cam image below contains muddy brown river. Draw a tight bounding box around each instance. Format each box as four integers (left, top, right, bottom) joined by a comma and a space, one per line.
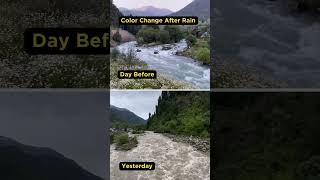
110, 131, 210, 180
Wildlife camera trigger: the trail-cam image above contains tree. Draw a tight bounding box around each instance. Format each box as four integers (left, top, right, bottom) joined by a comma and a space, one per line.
186, 34, 197, 46
148, 25, 160, 30
164, 26, 185, 43
136, 27, 159, 43
159, 30, 170, 44
112, 31, 122, 42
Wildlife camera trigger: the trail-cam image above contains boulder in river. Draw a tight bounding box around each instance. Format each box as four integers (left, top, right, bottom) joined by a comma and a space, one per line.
136, 49, 141, 52
154, 50, 159, 54
162, 45, 172, 50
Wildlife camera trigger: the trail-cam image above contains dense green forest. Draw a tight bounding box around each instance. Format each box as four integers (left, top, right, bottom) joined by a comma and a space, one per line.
147, 91, 210, 138
214, 93, 320, 180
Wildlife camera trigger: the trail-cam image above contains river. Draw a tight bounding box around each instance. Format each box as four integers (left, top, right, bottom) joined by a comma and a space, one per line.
110, 131, 210, 180
115, 40, 210, 90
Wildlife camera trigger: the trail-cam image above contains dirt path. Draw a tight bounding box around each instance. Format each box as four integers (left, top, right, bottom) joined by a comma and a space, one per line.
110, 131, 210, 180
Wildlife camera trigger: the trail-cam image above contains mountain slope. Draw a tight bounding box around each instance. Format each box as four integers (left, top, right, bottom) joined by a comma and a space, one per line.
171, 0, 210, 19
111, 105, 146, 127
111, 3, 123, 26
0, 136, 103, 180
147, 92, 210, 137
119, 6, 173, 16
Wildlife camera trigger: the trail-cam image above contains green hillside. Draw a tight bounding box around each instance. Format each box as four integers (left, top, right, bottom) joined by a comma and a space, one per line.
111, 105, 146, 128
147, 91, 210, 138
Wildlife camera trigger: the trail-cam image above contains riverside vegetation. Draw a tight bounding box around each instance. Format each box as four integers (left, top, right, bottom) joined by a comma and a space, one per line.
110, 48, 192, 89
110, 24, 210, 89
110, 1, 210, 89
110, 91, 210, 152
111, 133, 138, 151
1, 0, 109, 88
134, 24, 210, 65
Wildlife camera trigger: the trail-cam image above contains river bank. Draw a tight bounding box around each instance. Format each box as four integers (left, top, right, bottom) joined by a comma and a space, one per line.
114, 40, 210, 89
212, 56, 288, 88
164, 133, 210, 155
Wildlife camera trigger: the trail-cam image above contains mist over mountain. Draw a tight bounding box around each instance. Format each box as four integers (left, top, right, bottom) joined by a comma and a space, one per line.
0, 136, 103, 180
119, 6, 173, 16
111, 105, 146, 126
171, 0, 210, 19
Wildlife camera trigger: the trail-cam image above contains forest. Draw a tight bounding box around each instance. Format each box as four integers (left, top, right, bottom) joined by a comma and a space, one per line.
214, 93, 320, 180
147, 91, 210, 138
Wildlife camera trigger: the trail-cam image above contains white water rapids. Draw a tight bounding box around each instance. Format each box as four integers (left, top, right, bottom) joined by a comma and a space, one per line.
110, 131, 210, 180
115, 40, 210, 89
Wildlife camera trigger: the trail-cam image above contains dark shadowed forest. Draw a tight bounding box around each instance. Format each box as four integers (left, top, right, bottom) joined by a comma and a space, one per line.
213, 93, 320, 180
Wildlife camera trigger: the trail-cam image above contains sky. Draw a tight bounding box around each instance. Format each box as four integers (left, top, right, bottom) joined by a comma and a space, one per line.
0, 92, 108, 178
111, 91, 162, 119
114, 0, 194, 12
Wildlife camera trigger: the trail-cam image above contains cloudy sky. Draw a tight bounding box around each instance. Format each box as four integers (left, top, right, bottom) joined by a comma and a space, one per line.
114, 0, 193, 12
0, 92, 108, 178
111, 91, 161, 119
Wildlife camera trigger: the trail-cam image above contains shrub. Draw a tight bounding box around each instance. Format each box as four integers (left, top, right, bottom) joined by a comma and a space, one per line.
115, 133, 129, 146
137, 37, 144, 44
186, 34, 197, 46
111, 48, 120, 59
196, 48, 210, 64
114, 133, 138, 151
124, 48, 138, 66
112, 31, 122, 42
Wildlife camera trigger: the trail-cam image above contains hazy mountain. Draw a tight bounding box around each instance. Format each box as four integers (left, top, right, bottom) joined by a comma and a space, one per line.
0, 136, 103, 180
119, 6, 173, 16
171, 0, 210, 19
111, 3, 123, 26
111, 105, 146, 125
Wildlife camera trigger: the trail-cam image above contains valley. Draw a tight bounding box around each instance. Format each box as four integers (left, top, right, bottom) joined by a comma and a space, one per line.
111, 0, 210, 89
110, 131, 210, 180
110, 91, 210, 180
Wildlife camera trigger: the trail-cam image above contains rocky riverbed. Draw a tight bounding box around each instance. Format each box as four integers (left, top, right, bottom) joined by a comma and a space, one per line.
164, 133, 210, 155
